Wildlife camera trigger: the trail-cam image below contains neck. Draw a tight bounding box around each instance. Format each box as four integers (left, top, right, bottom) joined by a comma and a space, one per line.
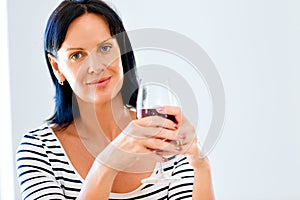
75, 93, 133, 141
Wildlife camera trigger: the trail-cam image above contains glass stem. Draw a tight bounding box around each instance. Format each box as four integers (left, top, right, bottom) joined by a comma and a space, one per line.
158, 162, 164, 175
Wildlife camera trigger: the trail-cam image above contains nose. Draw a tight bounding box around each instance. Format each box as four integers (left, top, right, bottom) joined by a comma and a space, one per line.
87, 52, 106, 74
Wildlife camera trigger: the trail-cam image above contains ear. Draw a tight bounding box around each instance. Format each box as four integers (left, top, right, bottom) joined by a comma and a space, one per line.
48, 53, 65, 82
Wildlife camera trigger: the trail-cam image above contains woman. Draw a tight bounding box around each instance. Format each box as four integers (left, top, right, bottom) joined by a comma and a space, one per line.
16, 0, 215, 199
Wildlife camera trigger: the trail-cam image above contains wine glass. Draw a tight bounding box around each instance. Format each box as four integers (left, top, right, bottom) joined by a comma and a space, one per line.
136, 81, 182, 184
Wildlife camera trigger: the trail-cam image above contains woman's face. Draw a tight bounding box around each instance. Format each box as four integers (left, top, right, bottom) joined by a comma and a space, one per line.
50, 13, 123, 105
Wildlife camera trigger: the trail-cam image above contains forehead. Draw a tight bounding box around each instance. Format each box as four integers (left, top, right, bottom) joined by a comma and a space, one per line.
61, 13, 112, 50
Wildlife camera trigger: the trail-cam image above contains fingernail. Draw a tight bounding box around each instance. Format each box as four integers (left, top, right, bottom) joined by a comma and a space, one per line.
179, 134, 186, 139
162, 157, 168, 162
175, 146, 182, 151
155, 150, 164, 156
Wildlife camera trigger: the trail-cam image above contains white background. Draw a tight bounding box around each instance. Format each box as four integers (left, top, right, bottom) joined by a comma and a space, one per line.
3, 0, 300, 199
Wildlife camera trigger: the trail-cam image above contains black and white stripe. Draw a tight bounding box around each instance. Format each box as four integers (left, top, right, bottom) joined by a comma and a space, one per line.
16, 124, 194, 200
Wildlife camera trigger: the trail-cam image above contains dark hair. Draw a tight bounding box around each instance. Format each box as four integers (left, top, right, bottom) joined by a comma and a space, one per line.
44, 0, 139, 128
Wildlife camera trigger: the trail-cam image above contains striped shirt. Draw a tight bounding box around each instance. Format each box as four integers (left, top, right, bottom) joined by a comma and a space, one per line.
16, 124, 194, 199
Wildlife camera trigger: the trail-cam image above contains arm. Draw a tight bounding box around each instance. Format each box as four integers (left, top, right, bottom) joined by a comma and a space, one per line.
191, 158, 215, 200
17, 132, 119, 200
166, 155, 214, 200
185, 137, 215, 200
77, 116, 181, 199
17, 131, 121, 200
76, 161, 118, 200
17, 117, 181, 200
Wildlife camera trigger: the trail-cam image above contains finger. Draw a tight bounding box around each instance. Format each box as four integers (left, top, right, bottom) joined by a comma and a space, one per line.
139, 126, 176, 138
156, 106, 183, 124
138, 149, 165, 163
145, 138, 183, 153
175, 130, 196, 148
180, 136, 200, 154
123, 123, 176, 139
174, 120, 196, 143
153, 129, 178, 141
136, 115, 178, 130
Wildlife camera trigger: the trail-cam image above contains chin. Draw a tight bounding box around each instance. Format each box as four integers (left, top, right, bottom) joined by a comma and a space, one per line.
93, 90, 122, 105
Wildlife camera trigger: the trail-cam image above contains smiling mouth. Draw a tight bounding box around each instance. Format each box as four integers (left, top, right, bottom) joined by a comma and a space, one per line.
87, 76, 111, 87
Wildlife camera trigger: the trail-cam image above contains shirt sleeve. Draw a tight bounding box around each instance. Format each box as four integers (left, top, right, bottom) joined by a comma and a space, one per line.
167, 155, 194, 200
16, 133, 66, 200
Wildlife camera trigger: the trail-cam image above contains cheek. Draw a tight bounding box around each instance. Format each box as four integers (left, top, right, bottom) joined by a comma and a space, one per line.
112, 58, 123, 78
116, 62, 124, 88
60, 64, 83, 88
111, 60, 124, 94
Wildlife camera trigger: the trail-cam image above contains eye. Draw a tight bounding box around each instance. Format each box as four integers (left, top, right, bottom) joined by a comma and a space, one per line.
100, 45, 112, 53
70, 52, 83, 61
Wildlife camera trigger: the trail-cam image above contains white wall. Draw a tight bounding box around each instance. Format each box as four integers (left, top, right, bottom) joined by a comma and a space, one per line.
0, 0, 14, 199
8, 0, 300, 199
7, 1, 60, 199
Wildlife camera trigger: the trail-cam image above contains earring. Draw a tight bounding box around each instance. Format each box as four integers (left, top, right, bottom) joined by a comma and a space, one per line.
59, 80, 64, 85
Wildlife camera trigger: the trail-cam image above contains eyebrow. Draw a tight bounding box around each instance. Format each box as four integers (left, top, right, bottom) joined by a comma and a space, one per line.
65, 37, 114, 52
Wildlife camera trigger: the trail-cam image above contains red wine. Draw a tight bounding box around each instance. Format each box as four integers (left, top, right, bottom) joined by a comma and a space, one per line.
137, 108, 177, 123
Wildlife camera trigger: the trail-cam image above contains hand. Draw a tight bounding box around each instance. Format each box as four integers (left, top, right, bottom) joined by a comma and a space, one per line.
96, 115, 182, 172
156, 106, 208, 168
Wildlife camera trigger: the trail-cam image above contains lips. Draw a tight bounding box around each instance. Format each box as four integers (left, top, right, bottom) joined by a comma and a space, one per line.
87, 76, 111, 87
